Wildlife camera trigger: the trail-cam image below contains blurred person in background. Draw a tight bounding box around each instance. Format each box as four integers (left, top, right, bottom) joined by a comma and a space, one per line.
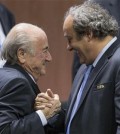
0, 3, 15, 67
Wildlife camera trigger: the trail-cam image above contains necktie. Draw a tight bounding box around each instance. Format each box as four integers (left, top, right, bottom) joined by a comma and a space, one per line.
0, 42, 2, 57
66, 65, 92, 134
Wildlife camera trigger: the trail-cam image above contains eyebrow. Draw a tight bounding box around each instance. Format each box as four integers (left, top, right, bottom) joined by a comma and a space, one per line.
64, 34, 71, 38
43, 46, 49, 50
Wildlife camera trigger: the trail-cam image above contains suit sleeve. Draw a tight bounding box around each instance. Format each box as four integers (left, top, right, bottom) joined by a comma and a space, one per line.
45, 101, 67, 133
115, 66, 120, 134
0, 78, 45, 134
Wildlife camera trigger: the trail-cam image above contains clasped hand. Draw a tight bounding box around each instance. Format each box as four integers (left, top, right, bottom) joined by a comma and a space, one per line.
34, 89, 61, 119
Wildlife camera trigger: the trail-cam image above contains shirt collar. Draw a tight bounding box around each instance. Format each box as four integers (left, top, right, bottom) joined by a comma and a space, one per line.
27, 72, 36, 83
92, 36, 117, 67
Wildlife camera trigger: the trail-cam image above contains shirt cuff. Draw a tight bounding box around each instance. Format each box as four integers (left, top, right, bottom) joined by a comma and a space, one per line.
36, 110, 47, 126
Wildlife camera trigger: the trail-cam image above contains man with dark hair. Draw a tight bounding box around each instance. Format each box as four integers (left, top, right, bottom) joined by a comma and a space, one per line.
72, 0, 120, 80
35, 1, 120, 134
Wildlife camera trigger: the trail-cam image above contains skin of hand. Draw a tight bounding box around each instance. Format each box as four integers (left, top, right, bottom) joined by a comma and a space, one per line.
35, 89, 61, 119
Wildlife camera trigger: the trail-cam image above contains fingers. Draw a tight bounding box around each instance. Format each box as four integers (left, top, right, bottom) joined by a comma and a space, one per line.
46, 89, 54, 98
54, 106, 61, 113
41, 104, 61, 119
37, 92, 53, 101
35, 96, 50, 103
35, 101, 53, 108
35, 105, 45, 110
35, 92, 53, 111
54, 94, 59, 100
34, 89, 61, 119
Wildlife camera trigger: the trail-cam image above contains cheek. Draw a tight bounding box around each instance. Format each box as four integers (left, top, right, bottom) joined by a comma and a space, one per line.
71, 41, 81, 50
36, 53, 45, 61
77, 46, 87, 60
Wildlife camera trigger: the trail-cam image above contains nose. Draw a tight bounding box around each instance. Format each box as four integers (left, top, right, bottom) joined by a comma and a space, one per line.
67, 44, 73, 51
46, 51, 52, 62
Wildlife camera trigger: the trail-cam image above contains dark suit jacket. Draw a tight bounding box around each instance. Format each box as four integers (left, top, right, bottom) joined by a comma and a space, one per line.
0, 3, 15, 35
49, 39, 120, 134
72, 0, 120, 80
0, 63, 45, 134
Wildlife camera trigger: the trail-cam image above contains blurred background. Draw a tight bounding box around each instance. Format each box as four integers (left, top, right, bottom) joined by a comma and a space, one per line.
0, 0, 84, 101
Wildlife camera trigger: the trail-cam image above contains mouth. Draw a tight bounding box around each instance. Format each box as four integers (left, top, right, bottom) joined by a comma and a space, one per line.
43, 61, 46, 65
42, 62, 47, 68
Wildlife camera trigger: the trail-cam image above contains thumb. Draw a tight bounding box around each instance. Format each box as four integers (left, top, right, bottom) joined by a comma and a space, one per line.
46, 89, 54, 98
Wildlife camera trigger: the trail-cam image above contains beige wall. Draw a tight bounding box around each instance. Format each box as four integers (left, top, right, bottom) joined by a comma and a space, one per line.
0, 0, 83, 101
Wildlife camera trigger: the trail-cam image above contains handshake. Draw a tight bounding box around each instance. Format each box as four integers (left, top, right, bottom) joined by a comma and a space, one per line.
34, 89, 61, 119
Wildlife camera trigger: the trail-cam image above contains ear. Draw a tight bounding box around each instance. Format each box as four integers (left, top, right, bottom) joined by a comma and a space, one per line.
86, 31, 93, 42
17, 48, 26, 63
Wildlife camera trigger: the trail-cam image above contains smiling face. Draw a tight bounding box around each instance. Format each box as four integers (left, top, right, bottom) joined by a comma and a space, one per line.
18, 30, 52, 81
63, 15, 93, 65
28, 34, 52, 76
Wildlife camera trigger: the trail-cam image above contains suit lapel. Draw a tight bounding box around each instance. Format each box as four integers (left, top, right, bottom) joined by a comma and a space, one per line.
75, 41, 119, 114
66, 40, 119, 127
4, 63, 40, 95
77, 57, 108, 110
65, 64, 87, 125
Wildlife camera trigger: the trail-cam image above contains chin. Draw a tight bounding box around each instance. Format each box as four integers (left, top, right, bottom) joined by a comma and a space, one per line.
40, 70, 46, 75
79, 60, 84, 64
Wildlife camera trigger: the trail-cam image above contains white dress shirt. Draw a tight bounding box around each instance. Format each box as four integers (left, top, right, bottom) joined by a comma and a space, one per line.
28, 73, 47, 126
0, 22, 6, 67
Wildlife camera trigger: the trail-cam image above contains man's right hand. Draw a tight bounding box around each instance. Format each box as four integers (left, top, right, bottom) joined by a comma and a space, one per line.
35, 89, 61, 119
